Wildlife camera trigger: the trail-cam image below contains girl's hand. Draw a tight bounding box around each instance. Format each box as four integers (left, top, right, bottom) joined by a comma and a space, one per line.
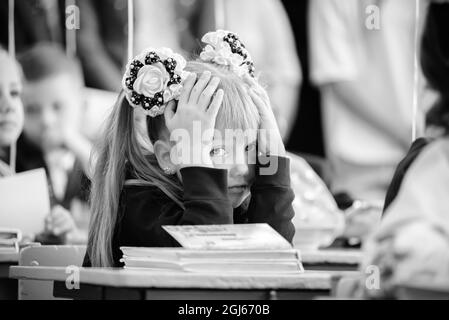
245, 75, 286, 157
165, 72, 224, 168
342, 201, 383, 240
44, 205, 77, 236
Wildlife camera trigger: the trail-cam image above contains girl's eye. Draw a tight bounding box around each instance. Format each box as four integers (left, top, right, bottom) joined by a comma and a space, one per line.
10, 90, 21, 98
26, 105, 40, 115
53, 103, 62, 112
210, 147, 227, 157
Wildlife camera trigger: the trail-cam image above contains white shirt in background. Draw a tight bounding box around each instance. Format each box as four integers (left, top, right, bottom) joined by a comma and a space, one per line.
309, 0, 429, 200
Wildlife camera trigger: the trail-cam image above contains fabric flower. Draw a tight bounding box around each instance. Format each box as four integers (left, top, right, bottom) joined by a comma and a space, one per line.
133, 63, 170, 97
200, 30, 255, 78
122, 47, 189, 117
202, 30, 228, 47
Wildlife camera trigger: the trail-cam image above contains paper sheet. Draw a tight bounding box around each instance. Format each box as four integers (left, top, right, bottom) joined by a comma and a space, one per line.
0, 169, 50, 237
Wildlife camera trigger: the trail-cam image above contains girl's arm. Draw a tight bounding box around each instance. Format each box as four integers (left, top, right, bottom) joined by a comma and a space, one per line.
121, 167, 233, 247
246, 155, 295, 243
244, 79, 296, 242
120, 72, 229, 247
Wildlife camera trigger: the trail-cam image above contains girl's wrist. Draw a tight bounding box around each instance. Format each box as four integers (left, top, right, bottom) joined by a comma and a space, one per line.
258, 130, 286, 157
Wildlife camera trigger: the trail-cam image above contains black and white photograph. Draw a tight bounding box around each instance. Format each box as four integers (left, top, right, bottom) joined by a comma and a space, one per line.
0, 0, 449, 307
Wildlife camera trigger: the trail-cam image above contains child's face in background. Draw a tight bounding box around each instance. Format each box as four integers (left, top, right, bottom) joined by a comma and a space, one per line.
210, 129, 257, 208
0, 56, 24, 147
22, 73, 83, 152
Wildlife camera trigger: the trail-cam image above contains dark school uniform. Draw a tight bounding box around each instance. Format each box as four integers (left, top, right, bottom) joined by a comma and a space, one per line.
15, 134, 90, 209
83, 156, 295, 267
383, 137, 432, 214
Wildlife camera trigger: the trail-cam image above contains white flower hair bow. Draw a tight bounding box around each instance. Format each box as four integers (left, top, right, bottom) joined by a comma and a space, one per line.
200, 30, 256, 78
122, 47, 190, 117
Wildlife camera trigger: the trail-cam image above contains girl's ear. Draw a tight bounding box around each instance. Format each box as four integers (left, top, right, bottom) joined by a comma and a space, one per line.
153, 140, 175, 172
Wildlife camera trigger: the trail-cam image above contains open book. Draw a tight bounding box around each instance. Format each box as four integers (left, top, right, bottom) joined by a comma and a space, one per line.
120, 224, 304, 274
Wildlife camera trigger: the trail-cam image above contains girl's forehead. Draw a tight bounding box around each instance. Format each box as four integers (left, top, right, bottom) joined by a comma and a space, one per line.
213, 128, 258, 143
0, 57, 21, 84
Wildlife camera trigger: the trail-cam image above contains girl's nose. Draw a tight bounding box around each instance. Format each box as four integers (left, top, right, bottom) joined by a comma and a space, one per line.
41, 108, 57, 127
229, 163, 250, 177
0, 97, 14, 114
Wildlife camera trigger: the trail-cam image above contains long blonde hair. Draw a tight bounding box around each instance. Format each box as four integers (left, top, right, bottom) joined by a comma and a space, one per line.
87, 60, 261, 267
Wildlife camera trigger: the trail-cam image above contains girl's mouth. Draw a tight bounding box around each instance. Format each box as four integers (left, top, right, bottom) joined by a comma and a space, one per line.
228, 185, 249, 194
0, 120, 17, 129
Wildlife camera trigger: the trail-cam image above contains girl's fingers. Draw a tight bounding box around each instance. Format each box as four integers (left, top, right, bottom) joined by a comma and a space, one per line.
242, 73, 257, 88
178, 73, 197, 106
52, 223, 72, 236
198, 77, 220, 110
251, 83, 270, 105
207, 89, 224, 118
189, 71, 212, 104
249, 89, 269, 116
52, 216, 76, 235
52, 213, 70, 226
44, 218, 52, 231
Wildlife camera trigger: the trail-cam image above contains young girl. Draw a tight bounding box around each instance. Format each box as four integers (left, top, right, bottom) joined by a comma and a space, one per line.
0, 48, 24, 176
84, 31, 295, 267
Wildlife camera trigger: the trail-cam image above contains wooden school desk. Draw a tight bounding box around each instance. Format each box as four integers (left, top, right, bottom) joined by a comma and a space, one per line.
9, 266, 360, 300
0, 252, 19, 300
395, 282, 449, 300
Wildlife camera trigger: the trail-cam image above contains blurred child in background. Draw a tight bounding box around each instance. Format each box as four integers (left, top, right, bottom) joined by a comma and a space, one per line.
0, 48, 24, 177
16, 43, 92, 244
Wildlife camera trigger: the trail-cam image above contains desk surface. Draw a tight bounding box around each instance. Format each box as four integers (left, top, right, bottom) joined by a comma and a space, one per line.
10, 266, 359, 291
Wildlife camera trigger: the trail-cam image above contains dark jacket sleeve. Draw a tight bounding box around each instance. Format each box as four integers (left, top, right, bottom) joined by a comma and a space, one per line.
246, 156, 296, 243
383, 137, 430, 214
118, 167, 234, 249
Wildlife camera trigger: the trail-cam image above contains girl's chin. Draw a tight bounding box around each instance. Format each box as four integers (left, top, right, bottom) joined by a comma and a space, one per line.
0, 129, 20, 146
229, 192, 251, 208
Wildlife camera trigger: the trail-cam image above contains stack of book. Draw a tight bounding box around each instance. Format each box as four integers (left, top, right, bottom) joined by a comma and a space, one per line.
0, 229, 21, 254
120, 247, 303, 273
120, 224, 304, 274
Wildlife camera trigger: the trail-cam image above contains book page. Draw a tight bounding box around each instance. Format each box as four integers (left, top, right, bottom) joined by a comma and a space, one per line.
162, 223, 292, 250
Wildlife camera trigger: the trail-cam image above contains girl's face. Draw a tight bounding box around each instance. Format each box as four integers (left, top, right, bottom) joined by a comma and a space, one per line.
0, 56, 24, 148
171, 129, 257, 208
209, 129, 257, 208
